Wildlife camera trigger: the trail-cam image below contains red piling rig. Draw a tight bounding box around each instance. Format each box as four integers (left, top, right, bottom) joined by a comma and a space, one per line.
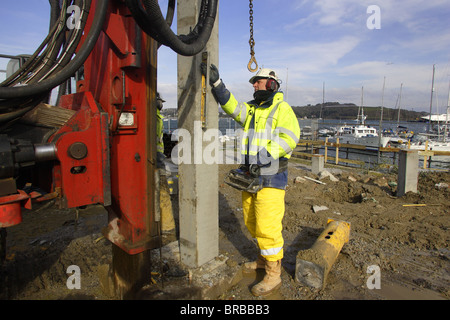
50, 0, 160, 255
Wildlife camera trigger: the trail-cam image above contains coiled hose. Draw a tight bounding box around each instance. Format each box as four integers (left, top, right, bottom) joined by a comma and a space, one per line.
0, 0, 107, 100
0, 0, 216, 126
0, 0, 108, 128
125, 0, 218, 56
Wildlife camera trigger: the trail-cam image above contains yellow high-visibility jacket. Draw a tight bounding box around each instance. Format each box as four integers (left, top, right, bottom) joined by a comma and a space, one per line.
156, 109, 164, 154
213, 82, 300, 189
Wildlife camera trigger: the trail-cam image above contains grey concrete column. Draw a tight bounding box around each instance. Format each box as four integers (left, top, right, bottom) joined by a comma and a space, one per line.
311, 154, 324, 175
177, 0, 219, 267
397, 150, 419, 197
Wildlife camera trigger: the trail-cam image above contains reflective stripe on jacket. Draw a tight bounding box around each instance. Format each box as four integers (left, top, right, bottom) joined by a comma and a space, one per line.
213, 81, 300, 189
156, 109, 164, 154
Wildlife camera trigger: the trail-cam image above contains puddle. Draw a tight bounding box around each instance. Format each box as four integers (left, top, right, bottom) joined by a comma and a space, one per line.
375, 281, 446, 300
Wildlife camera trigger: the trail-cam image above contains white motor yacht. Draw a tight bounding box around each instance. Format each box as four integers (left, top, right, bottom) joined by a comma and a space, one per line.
335, 124, 391, 149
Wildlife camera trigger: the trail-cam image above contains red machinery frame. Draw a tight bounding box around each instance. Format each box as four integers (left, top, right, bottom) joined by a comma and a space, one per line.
0, 0, 161, 296
0, 0, 161, 256
15, 0, 160, 255
70, 0, 160, 254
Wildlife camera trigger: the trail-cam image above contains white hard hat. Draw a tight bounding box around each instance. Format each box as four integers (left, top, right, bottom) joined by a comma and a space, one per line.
156, 92, 165, 102
249, 68, 280, 85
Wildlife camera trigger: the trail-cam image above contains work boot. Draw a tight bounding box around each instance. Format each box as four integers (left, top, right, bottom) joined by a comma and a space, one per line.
251, 260, 282, 297
242, 255, 265, 274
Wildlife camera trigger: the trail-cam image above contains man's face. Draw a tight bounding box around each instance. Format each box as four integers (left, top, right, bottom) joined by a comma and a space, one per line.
157, 99, 163, 110
252, 78, 268, 92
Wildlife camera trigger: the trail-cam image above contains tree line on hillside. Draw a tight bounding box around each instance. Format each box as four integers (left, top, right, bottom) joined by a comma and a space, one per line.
291, 102, 428, 121
161, 102, 428, 122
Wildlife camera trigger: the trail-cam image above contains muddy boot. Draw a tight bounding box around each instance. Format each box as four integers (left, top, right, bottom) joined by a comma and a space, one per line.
251, 260, 282, 297
242, 255, 265, 274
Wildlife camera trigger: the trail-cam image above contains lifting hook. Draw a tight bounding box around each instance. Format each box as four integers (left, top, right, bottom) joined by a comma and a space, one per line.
247, 55, 258, 73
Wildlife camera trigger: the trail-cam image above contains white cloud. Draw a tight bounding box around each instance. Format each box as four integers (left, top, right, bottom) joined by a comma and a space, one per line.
289, 0, 450, 35
148, 0, 450, 113
289, 0, 366, 29
290, 36, 360, 67
288, 60, 450, 111
385, 32, 450, 60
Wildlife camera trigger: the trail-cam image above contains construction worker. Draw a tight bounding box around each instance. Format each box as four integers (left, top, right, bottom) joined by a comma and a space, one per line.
156, 93, 176, 234
156, 93, 165, 162
201, 64, 300, 296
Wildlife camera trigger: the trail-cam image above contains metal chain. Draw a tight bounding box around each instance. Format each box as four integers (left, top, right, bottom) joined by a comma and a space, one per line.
249, 0, 255, 55
248, 0, 258, 72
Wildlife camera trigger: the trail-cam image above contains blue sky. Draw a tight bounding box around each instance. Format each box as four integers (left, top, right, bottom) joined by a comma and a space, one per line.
1, 0, 450, 113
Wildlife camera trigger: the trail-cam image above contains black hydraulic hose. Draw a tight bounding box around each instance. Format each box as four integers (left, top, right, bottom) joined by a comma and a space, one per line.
30, 1, 82, 83
125, 0, 170, 46
152, 0, 175, 49
126, 0, 218, 56
0, 21, 60, 87
2, 0, 89, 90
49, 0, 61, 32
2, 1, 72, 87
0, 0, 108, 100
164, 0, 175, 27
41, 0, 91, 78
143, 0, 175, 26
26, 19, 67, 84
0, 94, 48, 124
150, 0, 217, 54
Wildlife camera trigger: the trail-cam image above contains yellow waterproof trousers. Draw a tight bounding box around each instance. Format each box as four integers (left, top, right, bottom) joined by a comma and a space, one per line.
242, 188, 285, 261
159, 172, 176, 232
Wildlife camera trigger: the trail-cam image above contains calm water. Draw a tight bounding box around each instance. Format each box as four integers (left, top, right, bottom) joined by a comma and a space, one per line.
163, 117, 239, 135
163, 117, 449, 169
164, 117, 435, 136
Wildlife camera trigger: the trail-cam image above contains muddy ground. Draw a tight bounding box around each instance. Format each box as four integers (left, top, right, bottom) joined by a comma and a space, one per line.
1, 159, 449, 300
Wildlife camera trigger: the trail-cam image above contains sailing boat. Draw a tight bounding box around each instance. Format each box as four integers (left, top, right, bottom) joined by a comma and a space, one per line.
407, 65, 450, 152
383, 83, 414, 145
333, 87, 390, 149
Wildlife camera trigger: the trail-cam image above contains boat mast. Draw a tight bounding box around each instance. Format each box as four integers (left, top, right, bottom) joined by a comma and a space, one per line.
360, 86, 365, 125
397, 83, 403, 128
445, 80, 450, 142
377, 77, 386, 163
320, 81, 324, 120
428, 64, 435, 133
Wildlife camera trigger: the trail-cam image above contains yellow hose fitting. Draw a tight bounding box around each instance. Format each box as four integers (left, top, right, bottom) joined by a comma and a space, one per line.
295, 218, 351, 289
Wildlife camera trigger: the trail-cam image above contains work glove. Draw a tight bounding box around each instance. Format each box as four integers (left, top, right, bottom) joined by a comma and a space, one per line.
249, 164, 261, 178
200, 63, 220, 87
237, 164, 260, 178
